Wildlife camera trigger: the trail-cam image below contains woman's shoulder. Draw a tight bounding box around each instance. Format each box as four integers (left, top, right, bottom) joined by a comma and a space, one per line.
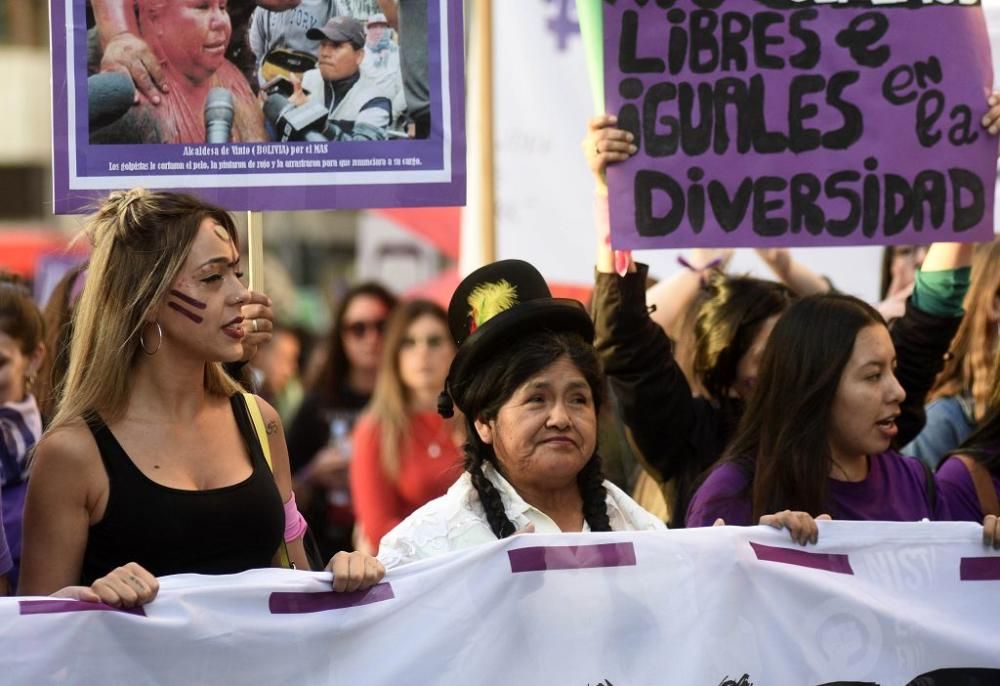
32, 419, 103, 480
685, 461, 753, 527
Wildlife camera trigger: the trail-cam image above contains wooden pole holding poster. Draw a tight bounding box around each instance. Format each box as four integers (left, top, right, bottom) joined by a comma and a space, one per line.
472, 0, 496, 264
246, 211, 264, 293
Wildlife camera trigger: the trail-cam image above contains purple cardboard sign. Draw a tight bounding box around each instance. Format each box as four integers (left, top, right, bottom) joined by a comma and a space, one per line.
49, 0, 466, 214
603, 0, 996, 249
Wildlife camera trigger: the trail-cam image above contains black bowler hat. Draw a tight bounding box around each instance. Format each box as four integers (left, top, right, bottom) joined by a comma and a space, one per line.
439, 259, 594, 417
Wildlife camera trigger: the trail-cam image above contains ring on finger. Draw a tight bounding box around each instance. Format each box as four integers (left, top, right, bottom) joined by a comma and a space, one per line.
251, 318, 259, 333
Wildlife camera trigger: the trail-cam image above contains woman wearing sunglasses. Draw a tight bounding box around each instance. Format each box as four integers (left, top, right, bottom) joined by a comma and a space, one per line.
349, 300, 464, 553
285, 282, 397, 559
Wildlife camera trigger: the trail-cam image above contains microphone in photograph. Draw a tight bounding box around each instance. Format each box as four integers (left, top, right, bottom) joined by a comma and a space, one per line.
263, 93, 331, 142
87, 72, 136, 129
204, 87, 234, 144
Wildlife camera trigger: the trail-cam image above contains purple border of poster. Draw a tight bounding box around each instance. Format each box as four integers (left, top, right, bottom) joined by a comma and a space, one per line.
602, 0, 996, 249
49, 0, 466, 213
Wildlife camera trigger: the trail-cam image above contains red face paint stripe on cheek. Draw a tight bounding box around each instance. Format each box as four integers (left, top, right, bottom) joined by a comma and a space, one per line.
168, 302, 204, 324
169, 289, 207, 309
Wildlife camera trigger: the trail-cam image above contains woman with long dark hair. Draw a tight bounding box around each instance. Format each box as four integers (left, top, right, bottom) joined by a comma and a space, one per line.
285, 281, 397, 557
687, 293, 942, 527
377, 260, 664, 568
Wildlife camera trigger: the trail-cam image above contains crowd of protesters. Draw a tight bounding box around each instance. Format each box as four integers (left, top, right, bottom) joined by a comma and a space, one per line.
1, 96, 1000, 606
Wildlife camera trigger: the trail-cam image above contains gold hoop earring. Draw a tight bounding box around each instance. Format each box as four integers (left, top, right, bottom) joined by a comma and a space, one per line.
140, 321, 163, 355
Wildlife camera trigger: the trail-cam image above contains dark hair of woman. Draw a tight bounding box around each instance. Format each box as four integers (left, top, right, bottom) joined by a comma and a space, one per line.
693, 272, 794, 421
310, 282, 397, 405
448, 331, 612, 538
35, 262, 87, 421
879, 246, 895, 300
714, 294, 886, 521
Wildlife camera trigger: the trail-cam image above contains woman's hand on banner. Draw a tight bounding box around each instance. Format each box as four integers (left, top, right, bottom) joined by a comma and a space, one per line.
55, 562, 160, 608
759, 511, 831, 546
983, 514, 1000, 549
326, 551, 386, 592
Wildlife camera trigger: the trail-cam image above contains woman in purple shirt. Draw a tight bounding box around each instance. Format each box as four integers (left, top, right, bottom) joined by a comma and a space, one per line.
687, 292, 947, 534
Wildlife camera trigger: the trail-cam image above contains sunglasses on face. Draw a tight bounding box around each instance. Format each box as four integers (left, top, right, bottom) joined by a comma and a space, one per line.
344, 319, 386, 339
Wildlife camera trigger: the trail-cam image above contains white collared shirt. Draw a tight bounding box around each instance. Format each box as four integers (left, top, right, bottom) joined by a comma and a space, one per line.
378, 462, 666, 569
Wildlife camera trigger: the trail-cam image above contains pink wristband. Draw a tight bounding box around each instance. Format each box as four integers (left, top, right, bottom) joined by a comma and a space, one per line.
283, 493, 308, 542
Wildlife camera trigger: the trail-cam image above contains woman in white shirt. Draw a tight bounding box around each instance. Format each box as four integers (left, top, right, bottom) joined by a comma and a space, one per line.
378, 260, 664, 568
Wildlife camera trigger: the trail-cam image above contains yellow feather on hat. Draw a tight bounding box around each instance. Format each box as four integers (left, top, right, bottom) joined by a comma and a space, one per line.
467, 279, 518, 332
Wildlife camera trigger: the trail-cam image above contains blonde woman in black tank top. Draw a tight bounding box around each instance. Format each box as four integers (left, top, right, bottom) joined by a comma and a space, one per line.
19, 190, 384, 606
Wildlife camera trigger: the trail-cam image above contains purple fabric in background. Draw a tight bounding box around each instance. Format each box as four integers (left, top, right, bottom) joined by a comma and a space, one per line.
49, 0, 466, 213
603, 0, 996, 249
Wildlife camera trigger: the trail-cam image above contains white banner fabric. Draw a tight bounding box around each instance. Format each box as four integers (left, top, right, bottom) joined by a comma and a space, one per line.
1, 522, 999, 685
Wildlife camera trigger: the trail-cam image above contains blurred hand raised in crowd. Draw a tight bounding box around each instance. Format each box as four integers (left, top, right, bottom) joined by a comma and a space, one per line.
241, 291, 274, 362
759, 511, 832, 546
582, 114, 637, 186
53, 562, 159, 608
101, 32, 167, 106
326, 551, 386, 592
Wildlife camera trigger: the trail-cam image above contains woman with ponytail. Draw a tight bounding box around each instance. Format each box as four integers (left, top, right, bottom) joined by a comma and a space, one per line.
378, 260, 663, 569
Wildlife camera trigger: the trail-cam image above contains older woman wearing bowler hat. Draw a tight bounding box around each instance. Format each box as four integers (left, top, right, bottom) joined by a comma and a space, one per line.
376, 260, 664, 568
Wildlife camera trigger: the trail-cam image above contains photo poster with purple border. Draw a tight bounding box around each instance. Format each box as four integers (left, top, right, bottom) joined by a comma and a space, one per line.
50, 0, 466, 214
602, 0, 997, 250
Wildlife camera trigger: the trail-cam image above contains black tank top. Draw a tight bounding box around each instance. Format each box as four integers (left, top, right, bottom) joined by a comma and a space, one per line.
80, 395, 285, 585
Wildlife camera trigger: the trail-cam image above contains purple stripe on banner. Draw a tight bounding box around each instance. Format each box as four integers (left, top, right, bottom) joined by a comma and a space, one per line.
750, 541, 854, 575
269, 583, 394, 614
19, 600, 146, 617
960, 557, 1000, 581
507, 542, 637, 573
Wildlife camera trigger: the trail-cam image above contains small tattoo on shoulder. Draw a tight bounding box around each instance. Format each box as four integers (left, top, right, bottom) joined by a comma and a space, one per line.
266, 420, 278, 436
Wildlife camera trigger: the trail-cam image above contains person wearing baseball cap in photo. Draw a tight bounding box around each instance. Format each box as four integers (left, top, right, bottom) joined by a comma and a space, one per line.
290, 15, 394, 141
376, 259, 666, 569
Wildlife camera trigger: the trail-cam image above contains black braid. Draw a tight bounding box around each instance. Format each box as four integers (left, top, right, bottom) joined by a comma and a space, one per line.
466, 450, 517, 539
577, 454, 612, 532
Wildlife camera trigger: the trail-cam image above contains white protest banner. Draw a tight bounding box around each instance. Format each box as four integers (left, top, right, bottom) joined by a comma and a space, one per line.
1, 522, 998, 684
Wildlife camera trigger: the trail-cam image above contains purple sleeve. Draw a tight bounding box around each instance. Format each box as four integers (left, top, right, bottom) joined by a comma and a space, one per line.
685, 463, 753, 527
0, 487, 11, 577
936, 457, 986, 522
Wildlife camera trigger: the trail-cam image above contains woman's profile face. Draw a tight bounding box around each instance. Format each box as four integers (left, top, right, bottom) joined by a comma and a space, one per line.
158, 0, 232, 84
827, 324, 906, 467
157, 218, 248, 363
475, 355, 597, 494
397, 314, 454, 398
